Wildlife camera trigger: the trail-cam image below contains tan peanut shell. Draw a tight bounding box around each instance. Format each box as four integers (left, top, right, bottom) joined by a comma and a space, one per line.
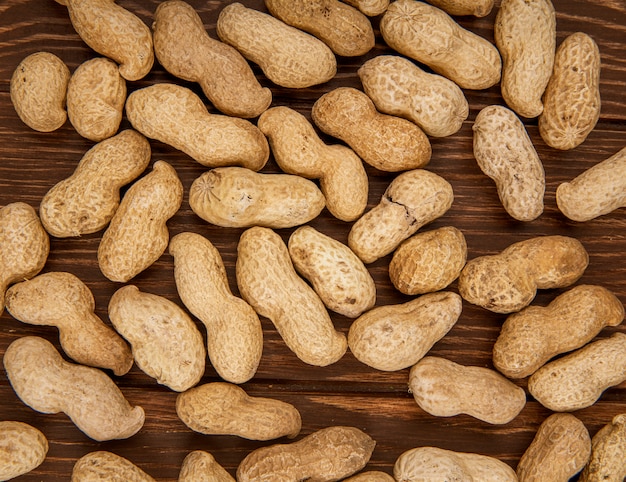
0, 421, 48, 481
343, 471, 395, 482
348, 169, 454, 264
236, 425, 376, 482
39, 129, 151, 238
5, 272, 133, 376
539, 32, 601, 150
236, 226, 347, 367
66, 57, 126, 141
178, 451, 235, 482
493, 284, 625, 379
473, 104, 545, 221
458, 235, 589, 313
528, 332, 626, 412
97, 160, 183, 283
342, 0, 389, 16
176, 382, 302, 441
258, 106, 368, 222
517, 413, 591, 482
71, 451, 155, 482
152, 1, 271, 118
3, 336, 144, 441
556, 146, 626, 222
10, 51, 70, 132
216, 2, 337, 88
424, 0, 494, 17
169, 232, 262, 384
409, 356, 526, 424
312, 87, 431, 172
358, 54, 469, 138
288, 225, 376, 318
380, 0, 501, 90
348, 292, 462, 371
126, 83, 269, 170
189, 167, 325, 229
580, 413, 626, 482
495, 0, 556, 118
108, 285, 205, 392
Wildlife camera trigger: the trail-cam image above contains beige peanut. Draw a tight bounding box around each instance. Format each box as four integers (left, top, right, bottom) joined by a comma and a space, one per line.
580, 413, 626, 482
178, 451, 235, 482
342, 0, 389, 16
424, 0, 494, 17
0, 421, 48, 482
71, 451, 155, 482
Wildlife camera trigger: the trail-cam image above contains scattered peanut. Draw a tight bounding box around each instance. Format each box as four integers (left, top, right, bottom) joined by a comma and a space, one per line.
71, 451, 155, 482
423, 0, 494, 17
342, 0, 389, 16
178, 451, 235, 482
580, 413, 626, 482
0, 421, 48, 482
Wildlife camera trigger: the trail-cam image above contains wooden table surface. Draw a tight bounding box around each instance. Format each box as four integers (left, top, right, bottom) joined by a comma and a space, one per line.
1, 0, 625, 480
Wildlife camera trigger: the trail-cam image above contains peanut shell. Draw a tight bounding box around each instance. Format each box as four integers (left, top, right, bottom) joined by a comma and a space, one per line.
580, 413, 626, 482
0, 421, 48, 481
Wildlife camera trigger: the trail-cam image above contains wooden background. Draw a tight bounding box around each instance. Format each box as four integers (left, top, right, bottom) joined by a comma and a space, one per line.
1, 0, 625, 479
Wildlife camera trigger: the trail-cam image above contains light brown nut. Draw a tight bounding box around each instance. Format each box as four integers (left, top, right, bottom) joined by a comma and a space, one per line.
3, 336, 144, 441
348, 169, 454, 264
343, 471, 395, 482
178, 451, 235, 482
342, 0, 389, 16
5, 272, 133, 376
394, 446, 518, 482
493, 284, 625, 379
348, 292, 462, 371
97, 160, 183, 283
517, 413, 591, 482
580, 413, 626, 482
458, 235, 589, 314
311, 87, 431, 172
258, 106, 368, 222
71, 451, 155, 482
39, 129, 151, 238
556, 146, 626, 222
236, 426, 375, 482
288, 225, 376, 318
152, 1, 271, 118
236, 226, 347, 367
380, 0, 501, 90
423, 0, 494, 17
358, 55, 469, 138
108, 285, 205, 392
0, 421, 48, 482
189, 167, 325, 229
389, 226, 467, 296
539, 32, 601, 150
176, 382, 302, 441
0, 202, 49, 315
216, 2, 337, 88
169, 232, 263, 384
472, 105, 545, 221
528, 333, 626, 412
126, 83, 269, 170
10, 51, 70, 132
409, 356, 526, 424
264, 0, 375, 57
495, 0, 556, 118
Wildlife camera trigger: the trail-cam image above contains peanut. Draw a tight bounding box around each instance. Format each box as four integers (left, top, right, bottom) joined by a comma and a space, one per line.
423, 0, 494, 17
343, 471, 395, 482
342, 0, 389, 16
0, 421, 48, 482
71, 451, 155, 482
178, 451, 235, 482
580, 413, 626, 482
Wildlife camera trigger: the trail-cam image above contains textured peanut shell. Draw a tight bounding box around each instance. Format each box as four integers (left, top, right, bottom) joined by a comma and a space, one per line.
40, 129, 151, 238
528, 333, 626, 412
473, 105, 545, 221
380, 0, 501, 90
348, 169, 454, 264
517, 413, 591, 482
312, 87, 431, 172
580, 413, 626, 482
424, 0, 494, 17
176, 382, 302, 441
348, 292, 462, 371
10, 51, 69, 132
3, 336, 144, 441
237, 426, 375, 482
258, 106, 368, 222
236, 226, 347, 367
358, 54, 468, 138
189, 167, 325, 229
342, 0, 389, 16
126, 83, 269, 170
178, 451, 235, 482
108, 285, 205, 392
343, 471, 395, 482
495, 0, 556, 118
288, 225, 376, 318
458, 235, 588, 313
5, 272, 133, 376
493, 284, 625, 379
0, 421, 48, 481
97, 160, 183, 283
169, 232, 262, 384
216, 2, 337, 88
71, 451, 155, 482
152, 1, 271, 118
539, 32, 601, 150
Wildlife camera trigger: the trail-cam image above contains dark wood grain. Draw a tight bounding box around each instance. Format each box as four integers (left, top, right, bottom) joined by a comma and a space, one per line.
1, 0, 625, 480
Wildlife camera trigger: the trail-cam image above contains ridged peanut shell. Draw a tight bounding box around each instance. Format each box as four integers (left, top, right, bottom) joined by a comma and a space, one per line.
71, 451, 155, 482
424, 0, 494, 17
580, 413, 626, 482
178, 451, 235, 482
342, 0, 389, 16
0, 421, 48, 481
